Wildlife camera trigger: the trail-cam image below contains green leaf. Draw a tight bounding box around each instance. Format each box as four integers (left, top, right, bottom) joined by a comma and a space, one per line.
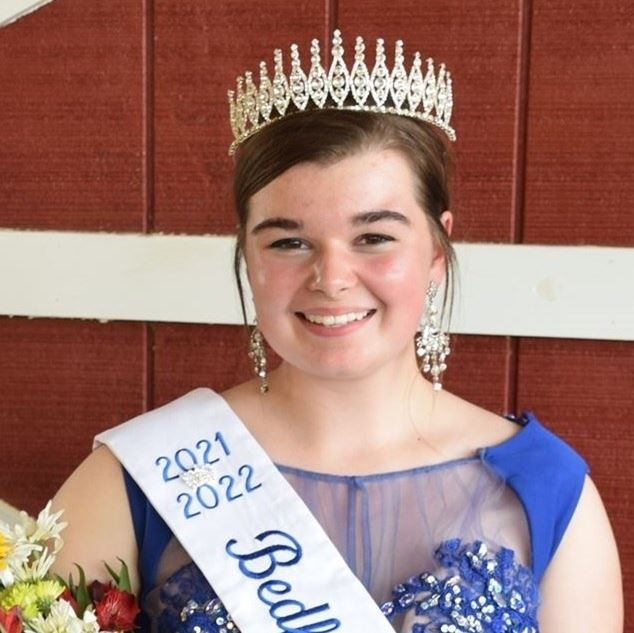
72, 563, 91, 613
54, 573, 70, 591
103, 560, 119, 585
104, 558, 132, 592
116, 558, 132, 593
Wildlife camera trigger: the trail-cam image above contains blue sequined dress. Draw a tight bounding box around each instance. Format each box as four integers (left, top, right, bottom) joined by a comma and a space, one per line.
122, 412, 588, 633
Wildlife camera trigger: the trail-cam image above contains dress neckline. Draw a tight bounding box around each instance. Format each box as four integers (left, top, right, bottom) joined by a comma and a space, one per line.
209, 387, 537, 482
273, 413, 536, 482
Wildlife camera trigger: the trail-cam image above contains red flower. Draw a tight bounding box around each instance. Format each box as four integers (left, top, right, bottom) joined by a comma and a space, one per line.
0, 606, 23, 633
88, 579, 113, 605
94, 587, 140, 631
59, 588, 80, 616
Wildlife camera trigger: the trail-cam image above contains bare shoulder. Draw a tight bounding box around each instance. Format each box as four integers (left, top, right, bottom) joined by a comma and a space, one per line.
221, 379, 261, 412
538, 476, 623, 631
435, 390, 522, 456
51, 445, 139, 591
221, 379, 267, 437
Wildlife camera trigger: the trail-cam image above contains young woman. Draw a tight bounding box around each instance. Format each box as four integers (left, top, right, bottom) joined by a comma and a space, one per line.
52, 33, 622, 633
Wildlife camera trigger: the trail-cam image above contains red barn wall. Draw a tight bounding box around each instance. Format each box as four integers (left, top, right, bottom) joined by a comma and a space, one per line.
1, 0, 632, 625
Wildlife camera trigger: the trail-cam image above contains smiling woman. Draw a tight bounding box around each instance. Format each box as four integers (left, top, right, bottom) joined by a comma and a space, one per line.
233, 110, 456, 331
49, 32, 623, 633
242, 144, 449, 382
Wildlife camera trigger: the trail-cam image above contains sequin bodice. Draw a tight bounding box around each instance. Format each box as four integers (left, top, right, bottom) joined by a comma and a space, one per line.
123, 412, 588, 633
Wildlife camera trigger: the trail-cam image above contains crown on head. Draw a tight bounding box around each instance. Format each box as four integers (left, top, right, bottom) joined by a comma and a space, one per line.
227, 29, 455, 155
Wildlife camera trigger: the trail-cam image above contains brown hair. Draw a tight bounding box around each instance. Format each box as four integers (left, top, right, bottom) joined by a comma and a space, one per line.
232, 109, 456, 326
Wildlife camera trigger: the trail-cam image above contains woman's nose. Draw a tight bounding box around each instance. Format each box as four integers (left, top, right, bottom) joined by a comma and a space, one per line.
307, 247, 356, 297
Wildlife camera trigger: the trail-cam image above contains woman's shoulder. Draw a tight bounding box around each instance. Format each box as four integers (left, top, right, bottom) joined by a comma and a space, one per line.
431, 390, 523, 458
51, 445, 140, 590
437, 390, 587, 469
54, 444, 124, 504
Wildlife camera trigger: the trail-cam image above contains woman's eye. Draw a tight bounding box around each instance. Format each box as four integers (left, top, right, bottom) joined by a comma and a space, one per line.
356, 233, 395, 246
268, 238, 308, 250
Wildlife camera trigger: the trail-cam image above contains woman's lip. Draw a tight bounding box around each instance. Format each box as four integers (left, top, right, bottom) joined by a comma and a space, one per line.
295, 310, 375, 337
295, 308, 376, 317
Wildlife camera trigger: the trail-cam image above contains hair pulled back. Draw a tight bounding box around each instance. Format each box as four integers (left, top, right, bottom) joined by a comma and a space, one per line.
232, 109, 456, 326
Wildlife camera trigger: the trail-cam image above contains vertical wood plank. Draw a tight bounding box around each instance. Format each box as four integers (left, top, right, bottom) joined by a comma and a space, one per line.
517, 337, 633, 621
152, 323, 252, 407
0, 317, 146, 515
524, 0, 634, 245
444, 335, 513, 414
337, 1, 523, 243
153, 0, 327, 235
0, 0, 147, 231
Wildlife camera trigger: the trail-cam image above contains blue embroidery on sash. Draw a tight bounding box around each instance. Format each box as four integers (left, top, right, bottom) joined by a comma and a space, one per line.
226, 529, 342, 632
152, 432, 263, 521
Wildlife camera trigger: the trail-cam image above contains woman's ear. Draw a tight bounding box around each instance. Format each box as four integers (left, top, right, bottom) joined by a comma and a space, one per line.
430, 210, 453, 282
439, 210, 453, 237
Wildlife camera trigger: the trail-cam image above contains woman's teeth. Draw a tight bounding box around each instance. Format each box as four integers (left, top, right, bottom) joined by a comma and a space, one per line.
303, 310, 372, 327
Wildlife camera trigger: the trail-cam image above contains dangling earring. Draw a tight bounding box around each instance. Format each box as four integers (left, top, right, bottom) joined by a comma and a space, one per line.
415, 282, 450, 391
248, 323, 268, 393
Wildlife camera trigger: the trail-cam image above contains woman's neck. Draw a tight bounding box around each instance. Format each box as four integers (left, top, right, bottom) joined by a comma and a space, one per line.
259, 356, 440, 466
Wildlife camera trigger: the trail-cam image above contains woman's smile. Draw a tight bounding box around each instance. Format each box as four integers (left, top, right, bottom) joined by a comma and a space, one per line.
244, 147, 449, 378
296, 309, 377, 337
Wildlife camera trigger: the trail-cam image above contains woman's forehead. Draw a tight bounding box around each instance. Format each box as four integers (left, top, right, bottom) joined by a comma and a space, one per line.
248, 148, 420, 221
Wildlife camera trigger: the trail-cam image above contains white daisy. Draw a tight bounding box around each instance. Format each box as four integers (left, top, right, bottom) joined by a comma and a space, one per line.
24, 599, 86, 633
0, 524, 40, 587
0, 501, 68, 584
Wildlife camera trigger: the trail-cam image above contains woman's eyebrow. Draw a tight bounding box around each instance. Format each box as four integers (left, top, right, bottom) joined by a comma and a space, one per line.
251, 217, 304, 234
351, 210, 411, 226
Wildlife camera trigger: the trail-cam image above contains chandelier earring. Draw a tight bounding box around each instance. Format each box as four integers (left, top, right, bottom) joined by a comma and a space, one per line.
248, 322, 269, 394
415, 282, 450, 391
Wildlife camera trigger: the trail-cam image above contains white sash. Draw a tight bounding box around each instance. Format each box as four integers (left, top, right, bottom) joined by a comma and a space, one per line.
95, 388, 394, 633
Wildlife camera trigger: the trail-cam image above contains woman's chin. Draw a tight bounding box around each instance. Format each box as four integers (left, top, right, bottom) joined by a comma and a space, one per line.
277, 354, 397, 384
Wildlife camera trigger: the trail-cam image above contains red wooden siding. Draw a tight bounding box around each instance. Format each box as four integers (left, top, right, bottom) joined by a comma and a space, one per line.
153, 0, 328, 234
0, 1, 147, 231
0, 318, 146, 507
524, 0, 634, 245
153, 324, 251, 407
0, 0, 632, 626
338, 0, 523, 244
517, 337, 634, 596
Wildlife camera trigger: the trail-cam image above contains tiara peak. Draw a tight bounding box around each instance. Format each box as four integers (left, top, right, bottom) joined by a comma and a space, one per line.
227, 30, 455, 155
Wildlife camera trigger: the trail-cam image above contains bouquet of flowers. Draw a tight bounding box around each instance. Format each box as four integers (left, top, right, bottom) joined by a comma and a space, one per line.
0, 502, 139, 633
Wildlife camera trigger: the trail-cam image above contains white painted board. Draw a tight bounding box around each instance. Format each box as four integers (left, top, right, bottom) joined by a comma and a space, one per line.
0, 229, 632, 341
0, 0, 54, 28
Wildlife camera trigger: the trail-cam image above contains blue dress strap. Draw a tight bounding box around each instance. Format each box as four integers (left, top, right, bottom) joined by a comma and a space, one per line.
480, 412, 589, 583
122, 468, 173, 604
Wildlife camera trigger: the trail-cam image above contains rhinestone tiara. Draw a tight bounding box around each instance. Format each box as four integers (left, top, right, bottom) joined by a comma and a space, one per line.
227, 29, 455, 155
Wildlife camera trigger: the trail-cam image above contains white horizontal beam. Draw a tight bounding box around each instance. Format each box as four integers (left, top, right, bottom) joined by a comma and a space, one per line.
0, 0, 54, 28
0, 499, 25, 526
0, 229, 632, 341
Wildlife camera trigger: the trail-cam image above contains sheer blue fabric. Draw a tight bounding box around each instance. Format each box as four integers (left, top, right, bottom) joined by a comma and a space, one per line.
122, 412, 588, 633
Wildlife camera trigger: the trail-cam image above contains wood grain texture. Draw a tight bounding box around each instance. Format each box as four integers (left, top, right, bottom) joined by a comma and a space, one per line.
443, 335, 512, 414
516, 337, 634, 623
0, 0, 146, 231
338, 1, 523, 243
524, 0, 634, 245
0, 317, 146, 515
152, 323, 253, 408
153, 0, 327, 234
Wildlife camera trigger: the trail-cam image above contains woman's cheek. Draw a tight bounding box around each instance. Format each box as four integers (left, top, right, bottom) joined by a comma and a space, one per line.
246, 250, 289, 290
364, 252, 428, 324
366, 250, 428, 289
247, 253, 304, 312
